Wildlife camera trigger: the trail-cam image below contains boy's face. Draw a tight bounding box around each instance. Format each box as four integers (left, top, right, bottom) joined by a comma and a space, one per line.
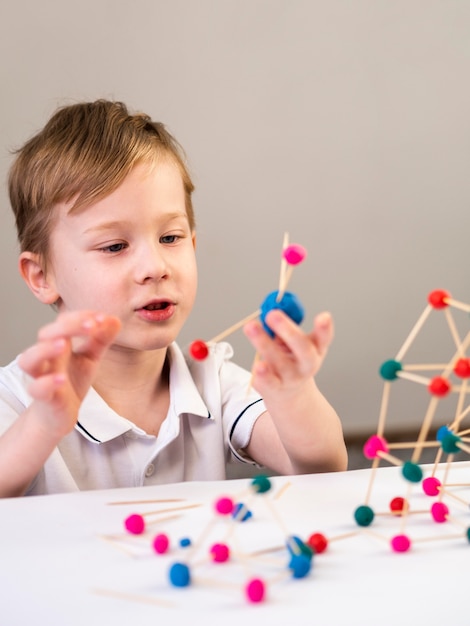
45, 159, 197, 354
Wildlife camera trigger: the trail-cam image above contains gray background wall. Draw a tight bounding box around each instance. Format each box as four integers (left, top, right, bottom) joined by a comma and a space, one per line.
1, 0, 469, 441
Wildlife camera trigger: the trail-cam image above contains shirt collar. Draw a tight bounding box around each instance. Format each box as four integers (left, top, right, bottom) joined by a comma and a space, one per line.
75, 343, 211, 444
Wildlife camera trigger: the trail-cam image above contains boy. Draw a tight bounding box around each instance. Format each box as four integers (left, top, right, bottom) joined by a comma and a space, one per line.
0, 100, 347, 497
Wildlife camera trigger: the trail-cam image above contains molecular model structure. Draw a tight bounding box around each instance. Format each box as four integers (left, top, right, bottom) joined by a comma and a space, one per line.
350, 289, 470, 552
188, 232, 307, 363
98, 474, 319, 606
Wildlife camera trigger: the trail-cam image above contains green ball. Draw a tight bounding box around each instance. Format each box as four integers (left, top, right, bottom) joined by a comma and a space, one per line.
402, 461, 423, 483
441, 433, 461, 454
354, 505, 374, 527
251, 474, 272, 494
379, 359, 403, 381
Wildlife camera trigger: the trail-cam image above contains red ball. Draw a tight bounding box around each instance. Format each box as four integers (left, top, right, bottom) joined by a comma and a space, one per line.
428, 289, 450, 309
389, 497, 409, 515
307, 532, 328, 553
189, 340, 209, 360
428, 377, 451, 397
454, 358, 470, 379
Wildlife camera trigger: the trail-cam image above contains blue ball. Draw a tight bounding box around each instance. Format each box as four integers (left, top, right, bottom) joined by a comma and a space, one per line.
288, 554, 312, 578
260, 290, 304, 337
169, 562, 191, 587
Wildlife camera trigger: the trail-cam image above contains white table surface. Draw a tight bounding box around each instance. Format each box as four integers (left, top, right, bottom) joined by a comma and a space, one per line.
2, 462, 470, 626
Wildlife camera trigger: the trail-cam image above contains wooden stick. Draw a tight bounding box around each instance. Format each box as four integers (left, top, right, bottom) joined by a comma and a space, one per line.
376, 382, 391, 436
208, 309, 260, 344
395, 304, 433, 361
91, 587, 174, 608
445, 298, 470, 314
377, 450, 405, 466
402, 364, 449, 371
388, 440, 440, 450
274, 480, 292, 500
276, 232, 289, 301
107, 498, 184, 506
141, 503, 201, 517
396, 371, 431, 386
444, 307, 463, 353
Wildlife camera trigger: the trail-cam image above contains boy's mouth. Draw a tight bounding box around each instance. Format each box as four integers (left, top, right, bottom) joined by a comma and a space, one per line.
143, 302, 169, 311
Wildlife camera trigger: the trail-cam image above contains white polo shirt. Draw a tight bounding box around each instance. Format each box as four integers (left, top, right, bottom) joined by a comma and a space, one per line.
0, 342, 266, 496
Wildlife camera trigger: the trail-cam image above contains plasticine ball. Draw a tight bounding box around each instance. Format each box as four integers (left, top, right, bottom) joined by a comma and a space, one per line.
454, 357, 470, 378
289, 553, 312, 578
179, 537, 192, 548
189, 340, 209, 361
428, 289, 450, 309
214, 496, 234, 515
307, 532, 328, 554
232, 502, 253, 522
251, 474, 272, 494
210, 543, 230, 563
283, 243, 307, 266
402, 461, 423, 483
466, 528, 470, 543
422, 476, 441, 496
363, 435, 389, 459
428, 376, 451, 397
260, 290, 304, 338
441, 432, 462, 454
169, 562, 191, 587
124, 513, 145, 535
431, 502, 449, 523
379, 359, 402, 381
354, 505, 374, 527
436, 425, 452, 441
389, 497, 409, 515
391, 534, 411, 553
152, 533, 170, 554
286, 536, 314, 559
245, 578, 266, 603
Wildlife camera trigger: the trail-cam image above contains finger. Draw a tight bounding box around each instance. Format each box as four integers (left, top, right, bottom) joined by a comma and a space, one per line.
27, 372, 67, 404
37, 311, 119, 342
309, 312, 334, 356
18, 338, 69, 378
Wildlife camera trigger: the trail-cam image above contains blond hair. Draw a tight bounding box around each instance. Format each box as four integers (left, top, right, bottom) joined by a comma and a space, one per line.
8, 100, 195, 265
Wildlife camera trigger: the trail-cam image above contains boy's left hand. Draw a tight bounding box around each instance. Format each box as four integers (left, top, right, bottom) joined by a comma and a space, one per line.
243, 309, 333, 395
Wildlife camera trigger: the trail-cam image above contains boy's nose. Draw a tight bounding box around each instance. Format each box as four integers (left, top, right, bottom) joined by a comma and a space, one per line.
134, 244, 169, 283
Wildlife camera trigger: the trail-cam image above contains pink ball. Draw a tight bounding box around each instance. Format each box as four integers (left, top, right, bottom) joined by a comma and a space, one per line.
124, 513, 145, 535
431, 502, 449, 523
152, 533, 170, 554
210, 542, 230, 563
214, 496, 234, 515
391, 534, 411, 553
363, 435, 389, 459
283, 244, 307, 266
245, 578, 266, 603
422, 476, 441, 496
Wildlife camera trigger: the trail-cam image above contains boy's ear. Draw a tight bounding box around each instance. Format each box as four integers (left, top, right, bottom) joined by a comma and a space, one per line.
18, 252, 59, 305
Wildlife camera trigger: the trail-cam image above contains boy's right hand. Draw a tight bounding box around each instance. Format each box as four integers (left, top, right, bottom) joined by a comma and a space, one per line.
18, 311, 121, 439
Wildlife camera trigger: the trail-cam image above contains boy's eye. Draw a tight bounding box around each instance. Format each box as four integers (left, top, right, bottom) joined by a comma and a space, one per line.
101, 242, 127, 253
160, 234, 179, 244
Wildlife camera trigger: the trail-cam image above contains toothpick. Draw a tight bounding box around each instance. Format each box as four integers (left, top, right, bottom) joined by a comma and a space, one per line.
276, 232, 289, 302
395, 305, 433, 361
107, 498, 184, 506
91, 587, 174, 608
208, 309, 260, 344
445, 298, 470, 313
